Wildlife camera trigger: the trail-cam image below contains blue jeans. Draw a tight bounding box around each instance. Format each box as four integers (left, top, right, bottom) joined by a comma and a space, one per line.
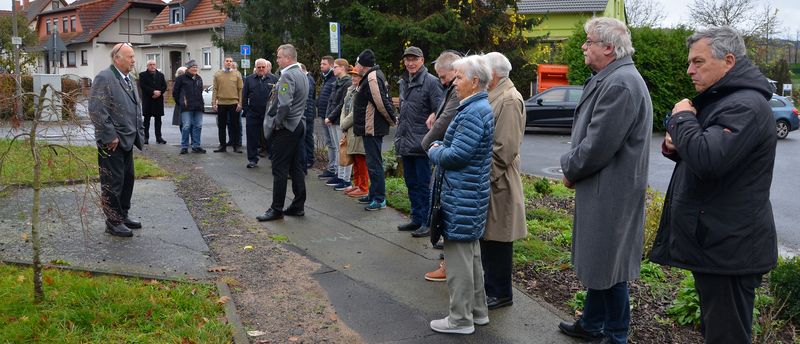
363, 136, 385, 203
401, 155, 431, 225
580, 281, 630, 344
181, 111, 203, 149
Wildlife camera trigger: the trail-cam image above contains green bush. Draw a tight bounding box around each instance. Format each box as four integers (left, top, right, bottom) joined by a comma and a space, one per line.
666, 272, 701, 326
382, 149, 402, 177
567, 290, 587, 312
0, 74, 34, 120
769, 257, 800, 320
565, 26, 696, 132
533, 176, 553, 196
643, 188, 665, 258
640, 260, 666, 284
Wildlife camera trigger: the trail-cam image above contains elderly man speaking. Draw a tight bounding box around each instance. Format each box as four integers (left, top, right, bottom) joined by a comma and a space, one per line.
558, 17, 653, 344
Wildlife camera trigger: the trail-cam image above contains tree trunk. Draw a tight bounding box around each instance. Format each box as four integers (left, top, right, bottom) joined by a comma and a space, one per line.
29, 86, 48, 303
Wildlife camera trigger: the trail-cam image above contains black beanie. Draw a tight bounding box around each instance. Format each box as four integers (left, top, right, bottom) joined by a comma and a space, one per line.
356, 49, 375, 68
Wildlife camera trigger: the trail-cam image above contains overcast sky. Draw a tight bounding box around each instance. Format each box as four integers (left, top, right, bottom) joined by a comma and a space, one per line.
657, 0, 800, 39
1, 0, 798, 39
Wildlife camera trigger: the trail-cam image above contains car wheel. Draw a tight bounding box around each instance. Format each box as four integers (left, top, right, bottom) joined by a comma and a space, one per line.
777, 120, 790, 139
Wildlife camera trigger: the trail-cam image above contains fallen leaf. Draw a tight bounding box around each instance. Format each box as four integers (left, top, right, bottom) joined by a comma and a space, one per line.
243, 245, 254, 250
247, 330, 267, 337
146, 279, 159, 285
145, 309, 152, 318
180, 338, 196, 344
207, 266, 231, 273
21, 233, 29, 242
49, 259, 71, 266
288, 336, 300, 342
342, 264, 351, 269
43, 275, 54, 285
216, 296, 231, 305
19, 316, 29, 322
17, 275, 25, 283
228, 234, 243, 238
329, 314, 338, 322
191, 288, 197, 295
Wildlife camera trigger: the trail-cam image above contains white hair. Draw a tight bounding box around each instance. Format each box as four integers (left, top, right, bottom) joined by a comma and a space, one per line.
175, 66, 187, 78
483, 52, 512, 78
585, 17, 635, 60
451, 55, 493, 91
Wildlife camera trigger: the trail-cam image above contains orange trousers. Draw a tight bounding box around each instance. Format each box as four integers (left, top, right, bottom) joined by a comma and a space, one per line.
352, 154, 369, 191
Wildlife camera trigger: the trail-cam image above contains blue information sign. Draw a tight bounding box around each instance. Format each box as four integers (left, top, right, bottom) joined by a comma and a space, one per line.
240, 45, 251, 56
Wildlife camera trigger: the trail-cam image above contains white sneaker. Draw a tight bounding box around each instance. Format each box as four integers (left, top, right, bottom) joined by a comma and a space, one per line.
430, 316, 475, 334
473, 316, 489, 326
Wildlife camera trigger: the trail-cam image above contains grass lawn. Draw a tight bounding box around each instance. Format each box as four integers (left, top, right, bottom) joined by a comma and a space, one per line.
0, 263, 232, 343
0, 138, 167, 186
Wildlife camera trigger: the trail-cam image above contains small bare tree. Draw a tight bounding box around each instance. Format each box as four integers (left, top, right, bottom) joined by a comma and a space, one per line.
1, 83, 98, 303
688, 0, 754, 31
625, 0, 666, 28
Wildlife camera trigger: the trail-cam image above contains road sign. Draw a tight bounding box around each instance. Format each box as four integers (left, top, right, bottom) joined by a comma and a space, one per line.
240, 44, 251, 56
11, 36, 22, 45
329, 22, 340, 55
241, 59, 251, 69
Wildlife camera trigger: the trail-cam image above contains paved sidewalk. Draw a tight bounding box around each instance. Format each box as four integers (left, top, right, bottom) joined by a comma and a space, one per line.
147, 117, 579, 343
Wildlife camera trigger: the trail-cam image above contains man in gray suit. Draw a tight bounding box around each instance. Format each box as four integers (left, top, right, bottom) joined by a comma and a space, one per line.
558, 18, 653, 344
88, 42, 145, 237
256, 44, 309, 222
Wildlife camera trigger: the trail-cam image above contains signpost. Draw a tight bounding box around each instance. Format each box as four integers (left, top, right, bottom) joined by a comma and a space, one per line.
783, 84, 793, 97
329, 22, 340, 58
240, 44, 251, 76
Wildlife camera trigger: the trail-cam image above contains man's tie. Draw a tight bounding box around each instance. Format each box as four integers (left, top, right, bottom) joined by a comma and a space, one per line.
123, 76, 132, 89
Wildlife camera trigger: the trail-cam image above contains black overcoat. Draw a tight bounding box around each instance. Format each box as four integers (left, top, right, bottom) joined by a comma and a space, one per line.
138, 70, 167, 117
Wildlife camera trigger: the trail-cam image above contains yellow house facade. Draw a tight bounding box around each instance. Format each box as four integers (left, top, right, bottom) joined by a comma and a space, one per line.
518, 0, 627, 41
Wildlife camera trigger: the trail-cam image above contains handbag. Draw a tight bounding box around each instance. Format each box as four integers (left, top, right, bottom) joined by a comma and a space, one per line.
339, 136, 353, 166
428, 166, 445, 246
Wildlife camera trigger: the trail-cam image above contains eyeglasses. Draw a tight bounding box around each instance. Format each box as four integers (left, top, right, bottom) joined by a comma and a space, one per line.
111, 42, 132, 58
584, 39, 604, 47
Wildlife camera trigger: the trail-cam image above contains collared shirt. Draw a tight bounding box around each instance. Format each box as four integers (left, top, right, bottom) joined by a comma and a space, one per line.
280, 62, 301, 74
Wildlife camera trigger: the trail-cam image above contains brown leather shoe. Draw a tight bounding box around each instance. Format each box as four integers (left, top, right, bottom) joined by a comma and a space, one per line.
425, 261, 446, 282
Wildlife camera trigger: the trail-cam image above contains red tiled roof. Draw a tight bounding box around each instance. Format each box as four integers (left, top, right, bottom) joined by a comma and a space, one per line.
69, 0, 166, 44
145, 0, 234, 34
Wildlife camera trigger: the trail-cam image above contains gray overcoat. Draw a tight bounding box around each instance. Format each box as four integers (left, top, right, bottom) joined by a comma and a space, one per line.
559, 56, 653, 290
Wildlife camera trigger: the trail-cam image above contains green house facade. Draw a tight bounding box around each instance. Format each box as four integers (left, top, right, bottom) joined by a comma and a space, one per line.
518, 0, 627, 41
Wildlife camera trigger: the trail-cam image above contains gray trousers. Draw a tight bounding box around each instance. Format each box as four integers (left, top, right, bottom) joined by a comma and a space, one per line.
444, 239, 488, 326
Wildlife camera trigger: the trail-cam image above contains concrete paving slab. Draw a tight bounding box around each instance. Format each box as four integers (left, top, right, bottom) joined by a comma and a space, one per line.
0, 179, 213, 280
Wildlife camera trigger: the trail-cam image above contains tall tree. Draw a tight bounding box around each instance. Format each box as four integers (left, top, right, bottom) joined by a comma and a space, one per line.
625, 0, 666, 28
0, 13, 39, 73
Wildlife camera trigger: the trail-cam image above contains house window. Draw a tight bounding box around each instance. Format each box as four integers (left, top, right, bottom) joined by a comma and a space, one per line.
67, 51, 76, 67
119, 18, 143, 35
81, 50, 88, 65
62, 17, 68, 33
45, 19, 51, 33
169, 6, 183, 24
59, 52, 64, 68
70, 16, 76, 32
145, 53, 161, 69
202, 48, 212, 69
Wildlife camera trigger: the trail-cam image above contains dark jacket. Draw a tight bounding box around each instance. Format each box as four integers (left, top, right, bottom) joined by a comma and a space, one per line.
354, 65, 395, 137
316, 70, 335, 119
422, 80, 458, 151
242, 72, 278, 118
649, 57, 777, 275
427, 92, 495, 241
304, 74, 317, 120
172, 72, 204, 113
138, 69, 167, 117
396, 65, 444, 156
325, 75, 352, 124
89, 66, 145, 152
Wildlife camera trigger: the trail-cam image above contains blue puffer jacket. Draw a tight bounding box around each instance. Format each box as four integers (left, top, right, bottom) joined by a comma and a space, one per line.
428, 92, 494, 241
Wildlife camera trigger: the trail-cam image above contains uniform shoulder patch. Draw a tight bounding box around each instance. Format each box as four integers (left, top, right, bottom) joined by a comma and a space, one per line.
279, 82, 289, 94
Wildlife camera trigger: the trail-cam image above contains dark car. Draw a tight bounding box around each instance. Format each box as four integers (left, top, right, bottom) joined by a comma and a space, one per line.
771, 94, 799, 139
525, 85, 583, 128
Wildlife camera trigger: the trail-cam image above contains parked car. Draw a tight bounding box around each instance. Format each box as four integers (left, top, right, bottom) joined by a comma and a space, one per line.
771, 94, 799, 139
524, 85, 583, 128
202, 85, 215, 113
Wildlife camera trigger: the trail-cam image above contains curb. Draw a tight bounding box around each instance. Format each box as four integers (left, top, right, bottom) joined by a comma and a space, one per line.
216, 281, 250, 344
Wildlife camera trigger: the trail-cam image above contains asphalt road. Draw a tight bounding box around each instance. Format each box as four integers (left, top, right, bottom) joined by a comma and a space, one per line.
520, 128, 800, 257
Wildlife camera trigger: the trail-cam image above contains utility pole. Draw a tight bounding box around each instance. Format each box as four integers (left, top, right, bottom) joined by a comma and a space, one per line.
11, 0, 23, 120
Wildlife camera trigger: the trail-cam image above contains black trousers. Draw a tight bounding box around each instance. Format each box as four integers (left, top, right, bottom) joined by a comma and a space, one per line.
693, 271, 763, 344
143, 115, 162, 141
480, 240, 514, 299
303, 116, 315, 167
270, 123, 306, 211
245, 113, 264, 163
97, 146, 135, 224
217, 104, 241, 147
